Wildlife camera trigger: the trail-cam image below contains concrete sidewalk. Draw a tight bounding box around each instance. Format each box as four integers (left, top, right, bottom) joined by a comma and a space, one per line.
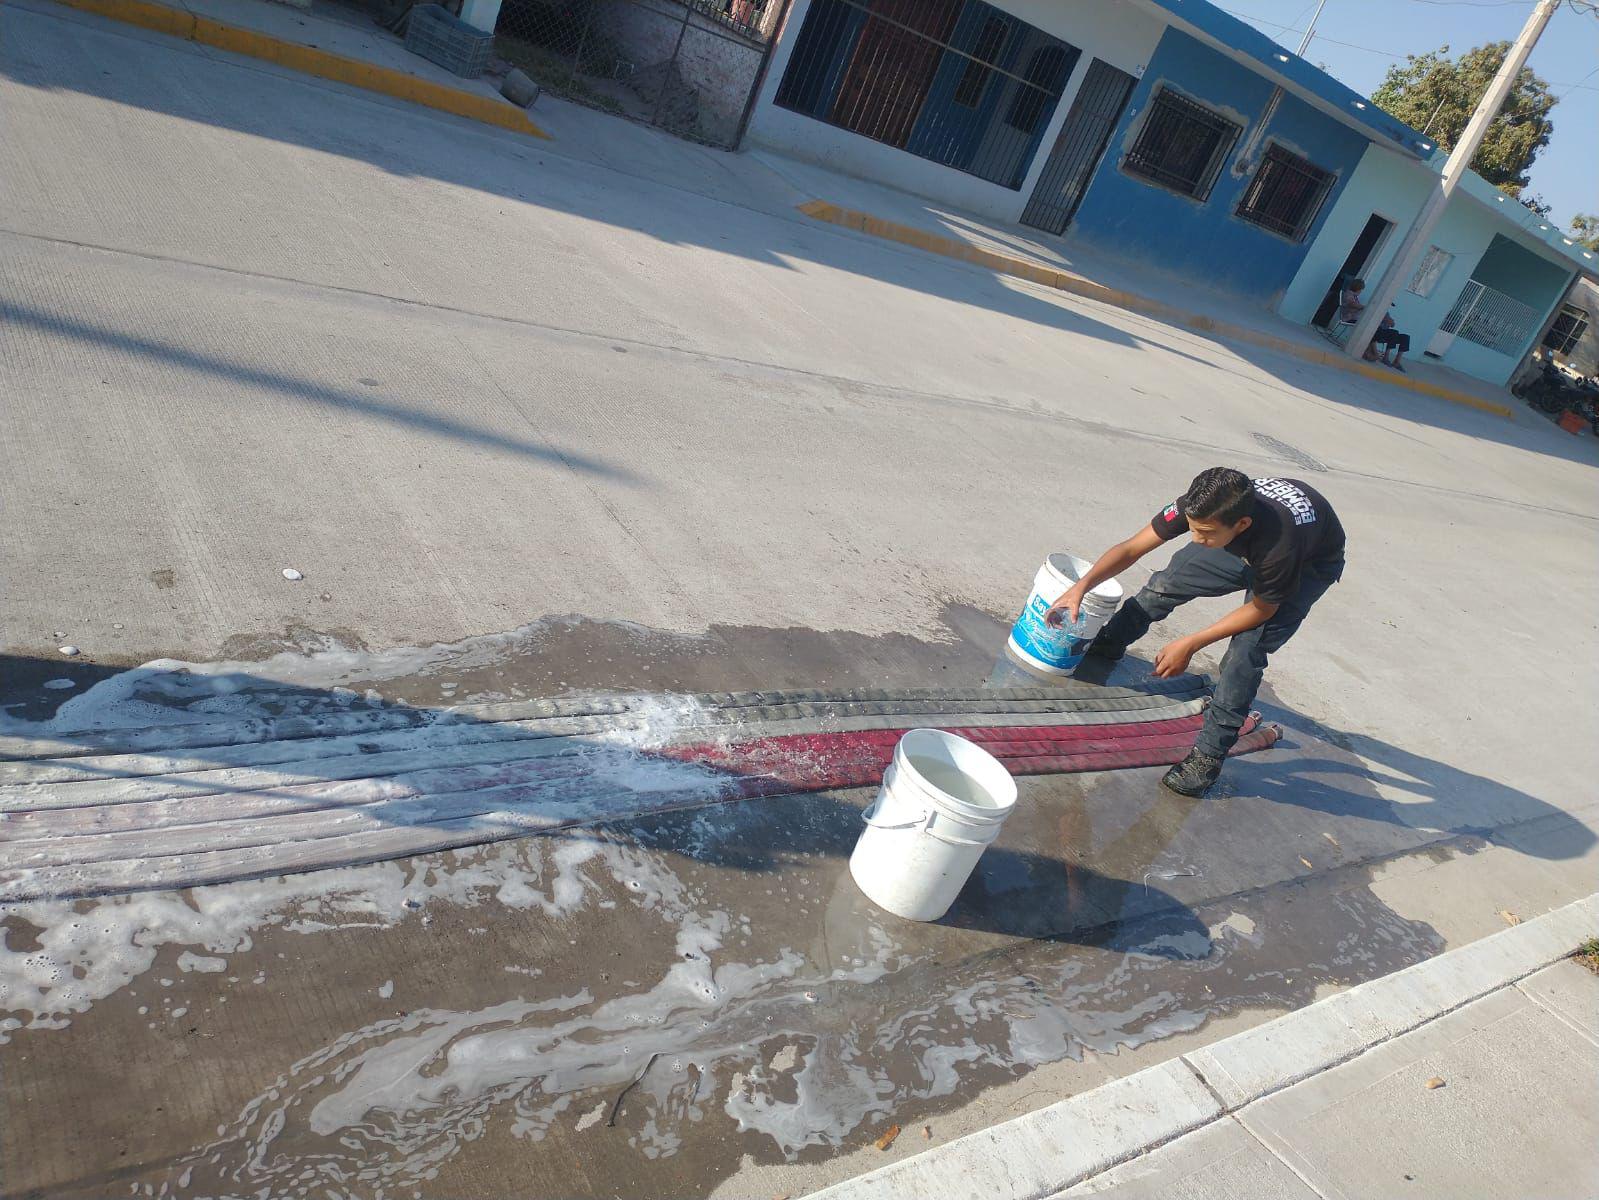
814, 896, 1599, 1200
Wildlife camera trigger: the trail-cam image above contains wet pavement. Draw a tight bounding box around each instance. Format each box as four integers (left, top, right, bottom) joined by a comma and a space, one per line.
4, 613, 1558, 1200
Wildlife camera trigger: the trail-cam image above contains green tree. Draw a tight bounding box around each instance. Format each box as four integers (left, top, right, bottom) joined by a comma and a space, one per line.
1571, 214, 1599, 252
1371, 42, 1556, 197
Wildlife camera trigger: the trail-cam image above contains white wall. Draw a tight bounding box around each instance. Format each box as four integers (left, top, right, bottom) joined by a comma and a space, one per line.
744, 0, 1166, 223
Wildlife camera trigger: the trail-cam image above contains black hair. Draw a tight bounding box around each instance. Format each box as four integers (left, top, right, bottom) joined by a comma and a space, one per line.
1183, 467, 1255, 525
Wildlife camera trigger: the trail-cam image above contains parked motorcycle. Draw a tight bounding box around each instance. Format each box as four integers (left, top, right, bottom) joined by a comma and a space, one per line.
1520, 360, 1573, 414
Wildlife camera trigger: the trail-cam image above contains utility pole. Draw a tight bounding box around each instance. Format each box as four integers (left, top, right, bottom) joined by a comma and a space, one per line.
1296, 0, 1330, 56
1344, 0, 1559, 361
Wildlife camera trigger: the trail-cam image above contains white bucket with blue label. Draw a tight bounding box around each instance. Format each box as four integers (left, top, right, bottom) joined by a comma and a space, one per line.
1007, 553, 1124, 676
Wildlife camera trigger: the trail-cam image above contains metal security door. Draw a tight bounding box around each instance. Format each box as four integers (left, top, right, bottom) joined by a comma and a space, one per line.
1427, 279, 1484, 357
1019, 58, 1136, 235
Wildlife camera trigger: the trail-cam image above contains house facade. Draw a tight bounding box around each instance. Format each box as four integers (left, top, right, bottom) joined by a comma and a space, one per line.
744, 0, 1597, 386
1281, 150, 1592, 385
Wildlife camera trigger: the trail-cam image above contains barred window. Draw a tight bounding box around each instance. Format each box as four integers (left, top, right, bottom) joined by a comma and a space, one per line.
773, 0, 1076, 190
1236, 144, 1335, 240
1544, 303, 1590, 355
953, 15, 1009, 107
1123, 87, 1241, 200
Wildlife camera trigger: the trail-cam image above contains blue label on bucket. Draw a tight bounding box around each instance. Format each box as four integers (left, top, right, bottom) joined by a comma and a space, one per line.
1010, 593, 1095, 670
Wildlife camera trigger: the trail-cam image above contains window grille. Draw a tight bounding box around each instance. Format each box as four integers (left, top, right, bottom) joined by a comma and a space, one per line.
1235, 143, 1334, 240
1123, 87, 1241, 201
1543, 303, 1590, 355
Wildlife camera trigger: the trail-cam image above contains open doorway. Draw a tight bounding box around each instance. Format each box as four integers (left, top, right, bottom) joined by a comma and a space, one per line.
1312, 214, 1395, 327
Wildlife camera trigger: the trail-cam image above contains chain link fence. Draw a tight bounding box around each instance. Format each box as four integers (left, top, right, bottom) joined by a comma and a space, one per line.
492, 0, 790, 147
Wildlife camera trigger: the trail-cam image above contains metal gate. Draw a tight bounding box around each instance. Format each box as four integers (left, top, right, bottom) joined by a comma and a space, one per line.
492, 0, 792, 148
1019, 57, 1135, 235
1428, 278, 1542, 358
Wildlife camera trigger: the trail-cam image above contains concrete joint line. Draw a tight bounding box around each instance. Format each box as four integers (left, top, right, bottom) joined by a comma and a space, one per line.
1514, 974, 1599, 1048
1228, 1111, 1336, 1200
1183, 894, 1599, 1111
810, 896, 1598, 1200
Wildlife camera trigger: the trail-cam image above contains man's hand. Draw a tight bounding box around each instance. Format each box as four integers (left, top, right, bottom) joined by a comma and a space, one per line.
1045, 585, 1085, 627
1153, 637, 1197, 678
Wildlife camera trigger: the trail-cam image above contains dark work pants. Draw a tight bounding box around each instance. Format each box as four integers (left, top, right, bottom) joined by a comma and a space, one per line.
1372, 328, 1410, 353
1095, 544, 1344, 758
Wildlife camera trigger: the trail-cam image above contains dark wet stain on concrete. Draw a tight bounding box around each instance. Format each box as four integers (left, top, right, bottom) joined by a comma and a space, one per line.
2, 729, 1461, 1200
3, 611, 1574, 1199
1, 604, 1012, 725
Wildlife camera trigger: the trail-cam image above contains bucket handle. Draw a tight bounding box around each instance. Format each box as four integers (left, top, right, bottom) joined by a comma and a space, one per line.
860, 801, 993, 847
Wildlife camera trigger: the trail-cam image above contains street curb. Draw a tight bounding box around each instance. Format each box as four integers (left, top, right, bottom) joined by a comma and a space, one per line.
46, 0, 552, 140
806, 893, 1598, 1199
795, 199, 1515, 421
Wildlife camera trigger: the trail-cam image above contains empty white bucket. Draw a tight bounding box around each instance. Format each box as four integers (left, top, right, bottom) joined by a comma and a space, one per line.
1007, 553, 1124, 676
849, 729, 1017, 922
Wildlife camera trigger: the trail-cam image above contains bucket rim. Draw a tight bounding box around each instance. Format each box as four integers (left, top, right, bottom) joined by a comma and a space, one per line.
1042, 553, 1124, 602
893, 728, 1017, 819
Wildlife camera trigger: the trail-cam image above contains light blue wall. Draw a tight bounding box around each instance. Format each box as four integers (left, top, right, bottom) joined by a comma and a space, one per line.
1278, 147, 1431, 324
1063, 27, 1371, 305
1282, 144, 1579, 385
1471, 234, 1570, 302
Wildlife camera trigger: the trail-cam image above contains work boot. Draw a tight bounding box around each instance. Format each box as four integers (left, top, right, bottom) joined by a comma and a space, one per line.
1161, 750, 1223, 797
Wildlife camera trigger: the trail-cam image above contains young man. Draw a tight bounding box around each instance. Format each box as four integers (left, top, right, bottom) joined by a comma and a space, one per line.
1046, 468, 1346, 797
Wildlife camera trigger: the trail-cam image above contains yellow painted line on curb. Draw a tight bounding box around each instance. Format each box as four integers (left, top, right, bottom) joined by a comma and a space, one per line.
798, 200, 1515, 420
51, 0, 551, 139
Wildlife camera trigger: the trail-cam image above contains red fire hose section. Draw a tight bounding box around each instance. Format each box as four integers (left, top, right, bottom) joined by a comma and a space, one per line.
662, 713, 1280, 799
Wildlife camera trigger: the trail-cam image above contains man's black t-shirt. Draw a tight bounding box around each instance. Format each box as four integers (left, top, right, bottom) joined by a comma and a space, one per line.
1151, 478, 1346, 606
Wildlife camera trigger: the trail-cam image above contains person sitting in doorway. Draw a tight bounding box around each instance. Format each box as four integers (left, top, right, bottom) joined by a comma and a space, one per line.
1337, 277, 1367, 324
1366, 304, 1410, 373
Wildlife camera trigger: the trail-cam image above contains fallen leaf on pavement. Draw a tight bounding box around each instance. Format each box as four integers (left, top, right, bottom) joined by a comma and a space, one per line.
1322, 832, 1341, 851
1425, 1077, 1445, 1090
1298, 856, 1314, 869
874, 1125, 901, 1151
1499, 910, 1521, 926
922, 1125, 932, 1139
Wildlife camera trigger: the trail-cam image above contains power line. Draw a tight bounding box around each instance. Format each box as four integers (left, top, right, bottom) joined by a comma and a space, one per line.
1218, 7, 1407, 58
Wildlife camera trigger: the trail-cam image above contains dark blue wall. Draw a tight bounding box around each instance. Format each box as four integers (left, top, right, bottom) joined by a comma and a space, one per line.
1066, 27, 1371, 303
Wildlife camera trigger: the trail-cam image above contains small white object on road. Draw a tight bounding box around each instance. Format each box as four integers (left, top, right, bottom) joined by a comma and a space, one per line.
282, 568, 304, 581
57, 645, 80, 657
43, 679, 76, 690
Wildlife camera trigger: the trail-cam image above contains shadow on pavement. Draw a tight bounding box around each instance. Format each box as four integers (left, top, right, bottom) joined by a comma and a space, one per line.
0, 298, 637, 483
3, 1, 1583, 464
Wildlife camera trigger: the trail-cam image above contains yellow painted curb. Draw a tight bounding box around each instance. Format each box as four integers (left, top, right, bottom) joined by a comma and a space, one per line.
798, 200, 1515, 420
52, 0, 551, 139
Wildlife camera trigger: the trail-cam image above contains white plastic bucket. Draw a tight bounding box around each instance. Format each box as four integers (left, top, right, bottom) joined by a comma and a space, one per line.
848, 729, 1017, 922
1007, 553, 1124, 676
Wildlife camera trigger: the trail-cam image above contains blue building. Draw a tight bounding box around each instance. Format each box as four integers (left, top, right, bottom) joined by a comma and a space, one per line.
745, 0, 1596, 385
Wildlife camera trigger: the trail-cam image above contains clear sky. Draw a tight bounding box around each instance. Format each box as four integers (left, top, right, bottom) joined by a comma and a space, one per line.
1215, 0, 1599, 233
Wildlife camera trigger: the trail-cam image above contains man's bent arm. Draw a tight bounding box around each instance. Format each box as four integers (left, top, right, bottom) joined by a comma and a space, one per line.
1151, 596, 1279, 678
1049, 526, 1164, 622
1183, 596, 1278, 651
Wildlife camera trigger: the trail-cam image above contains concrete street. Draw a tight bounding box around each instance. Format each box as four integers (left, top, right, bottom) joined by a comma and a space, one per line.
1, 1, 1596, 1196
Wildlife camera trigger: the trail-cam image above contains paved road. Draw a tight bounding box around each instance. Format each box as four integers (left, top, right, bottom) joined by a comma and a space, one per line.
2, 2, 1596, 1197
